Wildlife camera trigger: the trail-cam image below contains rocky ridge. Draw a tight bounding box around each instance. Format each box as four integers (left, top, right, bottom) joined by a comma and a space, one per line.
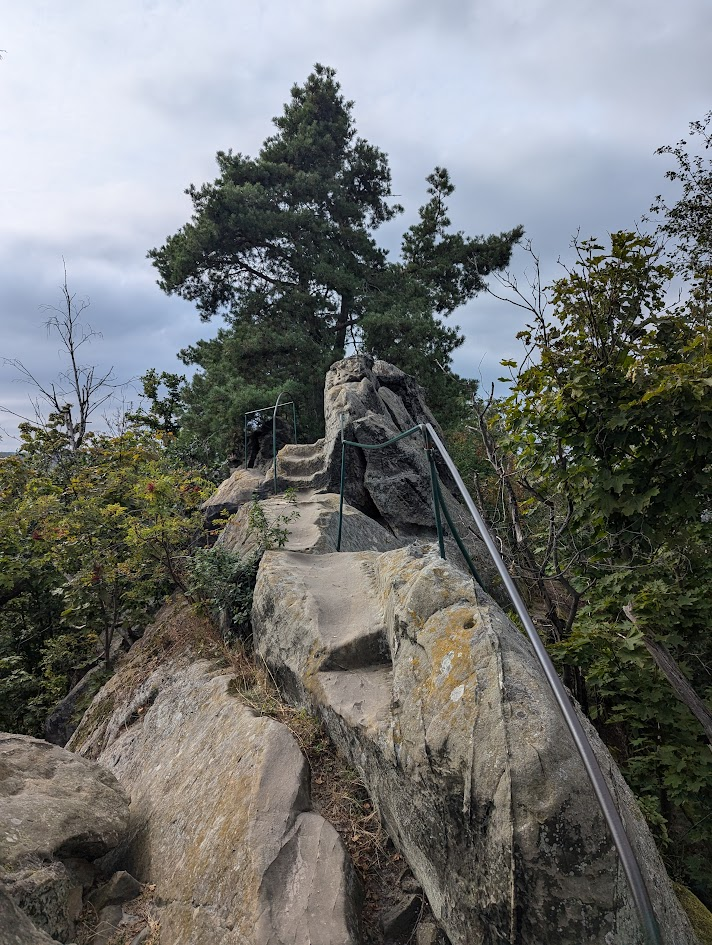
2, 355, 706, 945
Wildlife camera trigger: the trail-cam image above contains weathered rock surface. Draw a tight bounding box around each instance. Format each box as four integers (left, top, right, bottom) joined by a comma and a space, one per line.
202, 356, 502, 597
70, 602, 363, 945
0, 734, 128, 869
0, 733, 129, 942
0, 887, 56, 945
88, 869, 142, 912
279, 356, 501, 596
202, 466, 267, 521
252, 543, 698, 945
218, 489, 403, 556
44, 662, 106, 747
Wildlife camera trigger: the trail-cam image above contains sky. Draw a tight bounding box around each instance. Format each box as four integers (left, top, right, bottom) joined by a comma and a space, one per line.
1, 0, 710, 445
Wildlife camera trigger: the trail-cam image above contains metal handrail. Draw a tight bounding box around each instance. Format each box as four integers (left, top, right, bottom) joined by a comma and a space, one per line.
334, 413, 662, 945
243, 395, 298, 493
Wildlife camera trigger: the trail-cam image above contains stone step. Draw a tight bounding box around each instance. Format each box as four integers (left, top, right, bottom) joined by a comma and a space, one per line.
276, 439, 328, 478
252, 542, 698, 945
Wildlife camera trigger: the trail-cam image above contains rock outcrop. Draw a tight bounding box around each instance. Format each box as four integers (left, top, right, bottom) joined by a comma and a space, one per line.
15, 356, 701, 944
68, 598, 363, 945
218, 489, 404, 556
0, 887, 56, 945
252, 541, 698, 945
203, 354, 502, 596
0, 733, 129, 942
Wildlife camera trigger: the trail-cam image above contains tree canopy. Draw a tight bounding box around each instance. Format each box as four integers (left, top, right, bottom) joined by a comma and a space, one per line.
467, 117, 712, 897
149, 64, 522, 451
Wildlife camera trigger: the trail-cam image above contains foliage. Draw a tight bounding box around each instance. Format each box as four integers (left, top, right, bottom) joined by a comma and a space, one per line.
486, 227, 712, 896
651, 110, 712, 276
0, 429, 211, 734
149, 65, 522, 452
126, 369, 185, 436
187, 492, 299, 640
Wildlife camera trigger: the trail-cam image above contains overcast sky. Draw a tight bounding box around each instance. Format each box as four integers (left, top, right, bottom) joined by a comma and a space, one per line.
1, 0, 710, 444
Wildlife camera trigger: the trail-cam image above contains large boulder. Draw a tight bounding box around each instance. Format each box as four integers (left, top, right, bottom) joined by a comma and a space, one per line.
201, 466, 268, 523
201, 356, 502, 598
218, 490, 404, 556
69, 599, 363, 945
0, 734, 129, 942
252, 543, 698, 945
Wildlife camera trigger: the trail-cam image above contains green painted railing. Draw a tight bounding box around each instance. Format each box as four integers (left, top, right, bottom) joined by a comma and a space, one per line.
336, 418, 484, 587
243, 393, 297, 493
334, 412, 662, 945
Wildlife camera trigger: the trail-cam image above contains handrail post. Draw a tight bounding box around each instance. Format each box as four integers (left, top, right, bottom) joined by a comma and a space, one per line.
337, 413, 347, 551
272, 391, 286, 494
423, 427, 446, 560
326, 408, 663, 943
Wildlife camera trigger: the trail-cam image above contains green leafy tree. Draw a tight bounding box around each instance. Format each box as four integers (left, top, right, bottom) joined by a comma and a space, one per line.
150, 66, 522, 453
651, 110, 712, 276
486, 230, 712, 895
0, 429, 211, 734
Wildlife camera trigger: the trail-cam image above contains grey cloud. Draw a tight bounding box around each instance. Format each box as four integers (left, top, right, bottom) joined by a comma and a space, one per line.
1, 0, 708, 442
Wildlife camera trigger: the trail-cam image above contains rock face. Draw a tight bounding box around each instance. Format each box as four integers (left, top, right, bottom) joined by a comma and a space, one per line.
202, 356, 500, 594
252, 542, 698, 945
218, 489, 404, 556
0, 733, 129, 942
44, 662, 106, 747
202, 466, 268, 522
0, 887, 56, 945
69, 599, 363, 945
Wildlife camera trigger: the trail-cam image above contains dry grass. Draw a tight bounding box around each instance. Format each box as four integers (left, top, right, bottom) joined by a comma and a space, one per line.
75, 884, 160, 945
75, 596, 431, 943
217, 634, 430, 944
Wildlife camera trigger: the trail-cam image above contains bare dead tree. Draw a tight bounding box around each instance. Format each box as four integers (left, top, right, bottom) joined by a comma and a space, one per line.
1, 262, 120, 449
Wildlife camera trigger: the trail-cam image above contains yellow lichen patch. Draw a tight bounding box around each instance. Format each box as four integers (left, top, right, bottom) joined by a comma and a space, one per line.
673, 883, 712, 945
401, 604, 484, 744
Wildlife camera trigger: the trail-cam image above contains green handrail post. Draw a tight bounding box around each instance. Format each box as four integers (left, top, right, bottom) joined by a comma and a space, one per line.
424, 429, 446, 560
432, 469, 484, 587
423, 423, 662, 945
320, 407, 662, 945
243, 396, 297, 482
272, 391, 287, 494
337, 416, 347, 551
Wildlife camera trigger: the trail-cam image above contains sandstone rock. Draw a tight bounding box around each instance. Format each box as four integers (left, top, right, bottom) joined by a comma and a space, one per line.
62, 857, 95, 890
71, 622, 363, 945
260, 356, 502, 598
94, 903, 124, 945
0, 734, 129, 941
88, 870, 142, 912
0, 887, 56, 945
0, 734, 129, 868
380, 894, 422, 941
415, 920, 447, 945
252, 542, 698, 945
218, 490, 403, 557
202, 467, 267, 522
2, 861, 78, 942
44, 663, 106, 747
206, 356, 500, 596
